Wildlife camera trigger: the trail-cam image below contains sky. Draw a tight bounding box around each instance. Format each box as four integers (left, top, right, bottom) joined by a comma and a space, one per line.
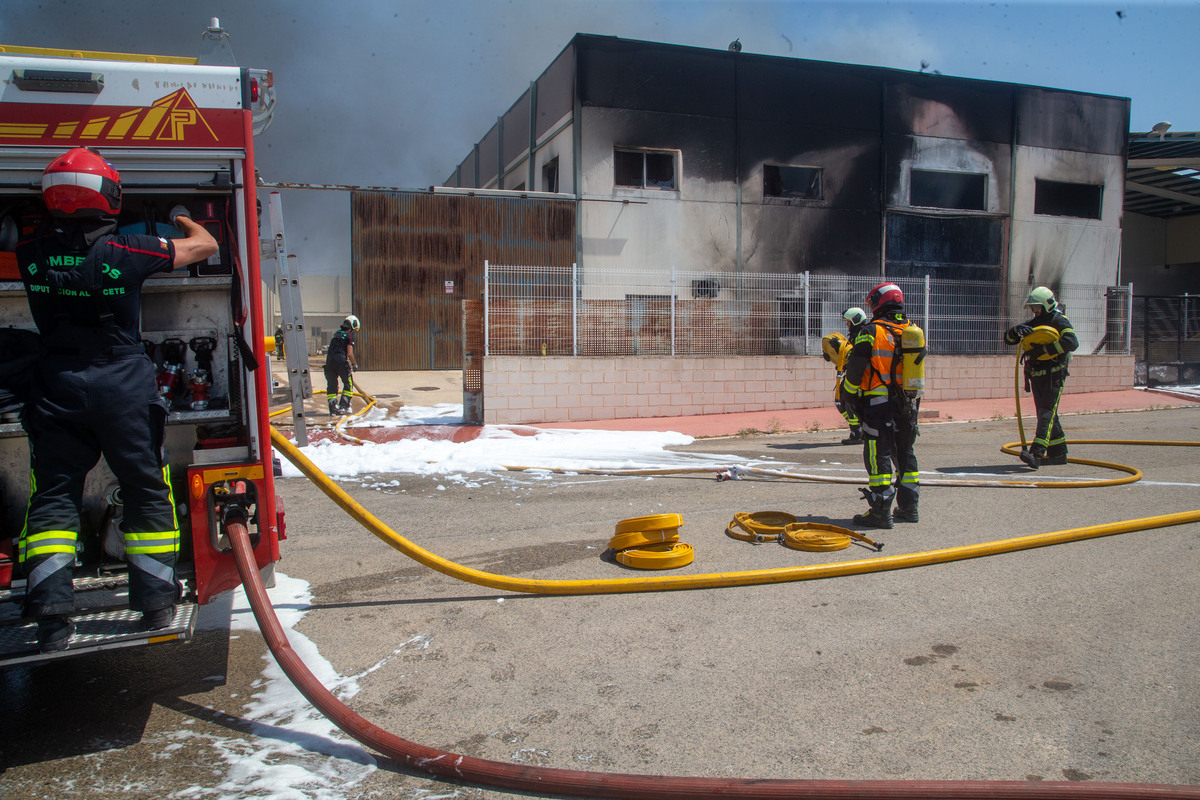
3, 0, 1198, 277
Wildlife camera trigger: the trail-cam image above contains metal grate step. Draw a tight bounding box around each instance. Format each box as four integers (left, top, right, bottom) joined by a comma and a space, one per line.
0, 603, 197, 667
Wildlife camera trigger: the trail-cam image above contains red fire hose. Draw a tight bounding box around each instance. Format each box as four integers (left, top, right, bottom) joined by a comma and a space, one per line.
226, 519, 1198, 799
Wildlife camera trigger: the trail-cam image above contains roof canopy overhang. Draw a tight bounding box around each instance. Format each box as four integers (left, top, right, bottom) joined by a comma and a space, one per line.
1126, 131, 1200, 219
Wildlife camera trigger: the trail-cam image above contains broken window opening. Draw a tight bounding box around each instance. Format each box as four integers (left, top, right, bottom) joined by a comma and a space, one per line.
764, 164, 823, 200
542, 157, 559, 193
615, 148, 677, 190
910, 169, 986, 211
1034, 179, 1103, 219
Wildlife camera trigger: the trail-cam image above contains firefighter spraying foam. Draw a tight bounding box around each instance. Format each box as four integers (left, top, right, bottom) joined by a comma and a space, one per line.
15, 147, 218, 652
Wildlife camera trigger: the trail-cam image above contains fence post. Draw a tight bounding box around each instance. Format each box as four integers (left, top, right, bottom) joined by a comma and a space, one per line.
803, 271, 810, 355
1181, 292, 1188, 365
572, 262, 578, 357
1125, 282, 1133, 355
924, 273, 931, 342
483, 260, 490, 357
670, 264, 677, 357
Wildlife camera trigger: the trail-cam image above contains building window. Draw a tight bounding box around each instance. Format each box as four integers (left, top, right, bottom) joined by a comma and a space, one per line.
910, 169, 986, 211
542, 157, 559, 193
764, 164, 822, 200
615, 148, 676, 190
1035, 179, 1103, 219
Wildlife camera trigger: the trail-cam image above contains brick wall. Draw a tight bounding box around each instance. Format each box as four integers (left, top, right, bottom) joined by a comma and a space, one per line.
482, 354, 1133, 425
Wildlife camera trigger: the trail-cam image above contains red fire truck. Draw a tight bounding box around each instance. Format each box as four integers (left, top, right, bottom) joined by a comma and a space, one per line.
0, 31, 285, 665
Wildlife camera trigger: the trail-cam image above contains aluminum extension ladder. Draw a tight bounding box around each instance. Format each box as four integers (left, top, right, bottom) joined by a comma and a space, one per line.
264, 191, 314, 445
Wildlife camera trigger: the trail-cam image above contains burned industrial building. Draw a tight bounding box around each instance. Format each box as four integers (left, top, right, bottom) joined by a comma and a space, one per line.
442, 34, 1127, 289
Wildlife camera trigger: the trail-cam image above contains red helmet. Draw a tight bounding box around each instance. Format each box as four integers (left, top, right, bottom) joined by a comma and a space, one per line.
42, 147, 122, 217
866, 281, 904, 314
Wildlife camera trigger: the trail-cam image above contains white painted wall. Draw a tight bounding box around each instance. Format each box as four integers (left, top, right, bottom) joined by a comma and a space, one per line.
1007, 146, 1124, 349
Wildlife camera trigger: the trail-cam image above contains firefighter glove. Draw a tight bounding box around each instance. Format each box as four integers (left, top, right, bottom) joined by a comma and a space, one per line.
169, 204, 192, 226
1009, 323, 1034, 340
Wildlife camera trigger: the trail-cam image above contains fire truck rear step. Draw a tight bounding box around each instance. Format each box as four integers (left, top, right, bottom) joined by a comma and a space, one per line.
0, 602, 197, 667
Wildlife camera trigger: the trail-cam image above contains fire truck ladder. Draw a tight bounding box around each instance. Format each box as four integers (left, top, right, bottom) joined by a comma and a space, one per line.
265, 191, 314, 446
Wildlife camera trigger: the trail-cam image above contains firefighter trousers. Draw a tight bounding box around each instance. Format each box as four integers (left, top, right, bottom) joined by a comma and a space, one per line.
19, 352, 180, 618
1029, 372, 1067, 458
859, 393, 919, 511
324, 358, 355, 407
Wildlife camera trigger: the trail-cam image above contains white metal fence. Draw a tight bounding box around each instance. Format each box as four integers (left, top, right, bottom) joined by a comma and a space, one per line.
483, 262, 1133, 359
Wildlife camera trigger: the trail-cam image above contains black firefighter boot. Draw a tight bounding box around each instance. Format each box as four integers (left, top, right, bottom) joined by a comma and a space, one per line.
328, 398, 339, 416
38, 615, 75, 653
1019, 446, 1042, 470
853, 488, 894, 530
841, 425, 863, 446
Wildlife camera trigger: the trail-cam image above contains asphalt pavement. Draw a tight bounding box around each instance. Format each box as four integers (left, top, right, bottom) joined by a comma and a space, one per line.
2, 393, 1198, 799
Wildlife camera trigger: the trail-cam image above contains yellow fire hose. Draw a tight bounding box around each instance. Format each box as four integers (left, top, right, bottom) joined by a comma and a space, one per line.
269, 426, 1200, 595
725, 511, 883, 551
269, 388, 377, 444
261, 382, 1200, 799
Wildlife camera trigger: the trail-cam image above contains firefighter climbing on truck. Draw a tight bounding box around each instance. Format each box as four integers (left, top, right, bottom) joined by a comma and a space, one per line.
16, 147, 218, 652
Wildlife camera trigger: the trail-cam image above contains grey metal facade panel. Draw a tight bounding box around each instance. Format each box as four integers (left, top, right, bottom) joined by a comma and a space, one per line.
502, 90, 532, 168
576, 35, 735, 115
351, 191, 576, 370
884, 79, 1014, 143
1016, 88, 1130, 155
535, 43, 575, 140
737, 57, 881, 129
455, 150, 476, 188
478, 125, 500, 186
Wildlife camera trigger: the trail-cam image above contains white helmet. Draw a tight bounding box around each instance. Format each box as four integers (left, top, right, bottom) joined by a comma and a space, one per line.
343, 314, 360, 331
843, 307, 867, 328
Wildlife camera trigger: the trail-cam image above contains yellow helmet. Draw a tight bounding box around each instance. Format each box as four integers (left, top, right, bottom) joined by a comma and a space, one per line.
1025, 286, 1057, 313
843, 307, 867, 328
821, 331, 849, 363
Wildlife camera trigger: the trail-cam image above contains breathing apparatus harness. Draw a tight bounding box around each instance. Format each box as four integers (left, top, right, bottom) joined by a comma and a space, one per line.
862, 311, 926, 423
